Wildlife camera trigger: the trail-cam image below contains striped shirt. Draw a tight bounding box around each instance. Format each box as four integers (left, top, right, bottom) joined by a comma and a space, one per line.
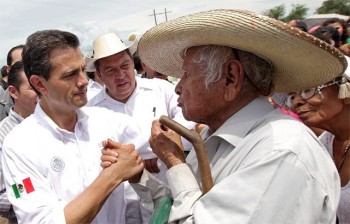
0, 109, 23, 213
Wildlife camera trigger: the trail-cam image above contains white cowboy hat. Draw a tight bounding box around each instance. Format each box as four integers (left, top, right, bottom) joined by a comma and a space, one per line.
137, 9, 347, 93
85, 33, 138, 71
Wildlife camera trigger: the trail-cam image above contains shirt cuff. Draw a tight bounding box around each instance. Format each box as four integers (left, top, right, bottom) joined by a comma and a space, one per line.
166, 163, 200, 197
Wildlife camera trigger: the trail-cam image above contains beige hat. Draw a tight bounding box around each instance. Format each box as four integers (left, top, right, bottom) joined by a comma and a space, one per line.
138, 9, 347, 92
85, 33, 138, 71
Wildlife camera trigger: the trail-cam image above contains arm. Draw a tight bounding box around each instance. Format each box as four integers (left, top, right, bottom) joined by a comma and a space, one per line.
64, 140, 144, 223
2, 139, 143, 224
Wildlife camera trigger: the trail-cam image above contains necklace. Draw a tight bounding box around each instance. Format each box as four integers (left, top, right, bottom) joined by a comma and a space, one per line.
334, 142, 350, 172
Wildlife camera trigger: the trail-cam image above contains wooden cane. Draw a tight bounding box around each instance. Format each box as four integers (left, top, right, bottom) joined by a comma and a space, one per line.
159, 116, 213, 193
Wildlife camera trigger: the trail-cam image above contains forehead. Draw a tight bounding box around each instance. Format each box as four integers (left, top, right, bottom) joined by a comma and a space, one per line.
98, 51, 132, 65
50, 48, 83, 72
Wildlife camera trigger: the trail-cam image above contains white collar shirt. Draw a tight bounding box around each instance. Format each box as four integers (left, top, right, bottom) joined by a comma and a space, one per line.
133, 97, 340, 224
87, 77, 195, 159
87, 79, 103, 101
1, 103, 146, 223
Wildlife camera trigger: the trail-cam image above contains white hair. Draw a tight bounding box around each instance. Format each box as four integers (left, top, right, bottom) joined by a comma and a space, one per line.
188, 45, 274, 95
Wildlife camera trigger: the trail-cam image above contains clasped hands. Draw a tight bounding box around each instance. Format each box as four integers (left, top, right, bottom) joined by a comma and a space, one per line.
100, 120, 186, 182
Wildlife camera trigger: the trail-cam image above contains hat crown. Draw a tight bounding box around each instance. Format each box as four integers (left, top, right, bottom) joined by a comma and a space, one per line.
93, 33, 129, 59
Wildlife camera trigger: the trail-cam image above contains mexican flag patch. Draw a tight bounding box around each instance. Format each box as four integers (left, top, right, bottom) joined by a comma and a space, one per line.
12, 177, 35, 198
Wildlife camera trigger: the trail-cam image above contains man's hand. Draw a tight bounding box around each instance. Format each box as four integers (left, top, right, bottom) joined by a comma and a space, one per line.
149, 120, 185, 169
100, 139, 144, 182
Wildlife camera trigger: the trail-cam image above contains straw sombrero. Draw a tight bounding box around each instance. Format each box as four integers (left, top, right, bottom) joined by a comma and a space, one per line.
85, 32, 138, 71
138, 9, 347, 92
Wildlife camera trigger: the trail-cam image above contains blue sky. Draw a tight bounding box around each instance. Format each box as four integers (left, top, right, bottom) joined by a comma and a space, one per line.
0, 0, 325, 65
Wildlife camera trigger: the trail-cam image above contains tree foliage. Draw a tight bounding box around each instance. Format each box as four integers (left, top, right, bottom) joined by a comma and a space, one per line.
263, 4, 285, 20
263, 4, 309, 22
284, 4, 309, 22
316, 0, 350, 15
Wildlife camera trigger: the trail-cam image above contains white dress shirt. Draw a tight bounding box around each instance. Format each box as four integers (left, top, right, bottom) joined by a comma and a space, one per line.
132, 97, 340, 224
87, 79, 103, 101
1, 103, 146, 223
87, 77, 196, 223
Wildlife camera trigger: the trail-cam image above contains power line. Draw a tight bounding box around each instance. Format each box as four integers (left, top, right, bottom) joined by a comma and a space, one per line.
149, 8, 172, 25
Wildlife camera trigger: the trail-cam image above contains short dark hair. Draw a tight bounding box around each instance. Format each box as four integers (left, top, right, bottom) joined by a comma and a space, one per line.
22, 30, 80, 95
311, 26, 341, 48
322, 18, 349, 43
8, 61, 24, 91
1, 65, 8, 78
7, 44, 24, 66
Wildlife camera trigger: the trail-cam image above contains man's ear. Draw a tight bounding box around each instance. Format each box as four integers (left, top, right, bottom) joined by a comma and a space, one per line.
224, 60, 244, 101
96, 69, 103, 79
30, 75, 47, 95
8, 85, 18, 100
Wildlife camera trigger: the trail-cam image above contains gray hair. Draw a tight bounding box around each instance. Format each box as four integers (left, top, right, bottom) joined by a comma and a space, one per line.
188, 45, 274, 96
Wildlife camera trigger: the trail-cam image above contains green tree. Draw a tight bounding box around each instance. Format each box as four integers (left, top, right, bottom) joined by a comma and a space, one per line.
284, 4, 309, 21
263, 4, 309, 22
263, 4, 285, 20
316, 0, 350, 15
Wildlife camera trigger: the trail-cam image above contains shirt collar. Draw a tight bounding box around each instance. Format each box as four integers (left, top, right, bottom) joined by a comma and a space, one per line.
203, 96, 274, 147
33, 103, 89, 140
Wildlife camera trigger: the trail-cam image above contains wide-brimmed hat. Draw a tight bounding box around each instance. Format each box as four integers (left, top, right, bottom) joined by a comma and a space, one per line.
138, 9, 347, 92
272, 55, 350, 106
85, 33, 138, 71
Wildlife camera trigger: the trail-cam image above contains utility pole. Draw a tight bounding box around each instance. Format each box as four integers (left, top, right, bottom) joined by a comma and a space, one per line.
149, 8, 172, 25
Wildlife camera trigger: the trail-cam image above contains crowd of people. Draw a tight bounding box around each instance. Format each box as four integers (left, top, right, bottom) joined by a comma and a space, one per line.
0, 8, 349, 224
289, 17, 350, 56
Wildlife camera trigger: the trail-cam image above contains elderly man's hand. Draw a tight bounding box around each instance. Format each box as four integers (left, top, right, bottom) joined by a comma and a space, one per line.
100, 139, 144, 182
149, 120, 186, 169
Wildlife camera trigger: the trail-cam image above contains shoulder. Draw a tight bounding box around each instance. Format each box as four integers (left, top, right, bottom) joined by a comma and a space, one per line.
137, 77, 175, 91
82, 106, 134, 123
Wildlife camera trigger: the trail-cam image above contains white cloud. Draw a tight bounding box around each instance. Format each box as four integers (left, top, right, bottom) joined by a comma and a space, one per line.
0, 0, 325, 65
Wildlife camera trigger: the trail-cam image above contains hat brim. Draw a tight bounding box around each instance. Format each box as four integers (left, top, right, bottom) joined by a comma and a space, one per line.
138, 9, 347, 92
85, 34, 138, 72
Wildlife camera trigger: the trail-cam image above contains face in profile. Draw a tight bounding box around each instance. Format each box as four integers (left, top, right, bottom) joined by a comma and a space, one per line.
11, 71, 38, 116
289, 81, 344, 127
175, 47, 227, 125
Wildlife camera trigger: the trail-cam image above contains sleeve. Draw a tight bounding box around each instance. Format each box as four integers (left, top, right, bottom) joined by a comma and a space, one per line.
0, 146, 12, 213
166, 150, 338, 224
2, 139, 67, 224
110, 111, 150, 158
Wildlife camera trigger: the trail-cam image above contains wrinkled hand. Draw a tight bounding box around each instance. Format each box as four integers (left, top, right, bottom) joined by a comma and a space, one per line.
143, 158, 160, 173
149, 120, 185, 169
101, 139, 144, 182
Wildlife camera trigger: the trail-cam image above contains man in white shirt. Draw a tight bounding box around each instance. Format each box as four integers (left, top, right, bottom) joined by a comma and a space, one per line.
102, 9, 345, 223
86, 32, 196, 223
1, 30, 145, 223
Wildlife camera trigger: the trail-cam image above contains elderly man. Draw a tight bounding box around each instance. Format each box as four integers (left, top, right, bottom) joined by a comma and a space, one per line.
1, 30, 145, 223
102, 9, 346, 223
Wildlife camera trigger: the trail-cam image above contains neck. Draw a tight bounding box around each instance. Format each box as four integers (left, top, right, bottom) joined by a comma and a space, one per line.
40, 100, 77, 132
321, 108, 350, 142
13, 106, 30, 119
207, 94, 259, 132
